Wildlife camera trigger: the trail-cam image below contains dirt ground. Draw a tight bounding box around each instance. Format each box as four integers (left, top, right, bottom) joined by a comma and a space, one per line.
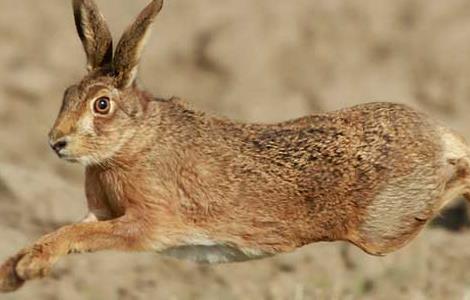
1, 0, 470, 299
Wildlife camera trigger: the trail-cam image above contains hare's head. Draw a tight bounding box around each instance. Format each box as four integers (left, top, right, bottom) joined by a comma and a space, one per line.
48, 0, 163, 165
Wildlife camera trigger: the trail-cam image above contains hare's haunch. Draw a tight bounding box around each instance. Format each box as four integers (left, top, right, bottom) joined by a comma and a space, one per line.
1, 0, 470, 293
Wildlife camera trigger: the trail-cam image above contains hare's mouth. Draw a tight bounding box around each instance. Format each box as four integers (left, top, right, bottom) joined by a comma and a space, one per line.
56, 152, 80, 163
53, 147, 98, 165
62, 156, 80, 163
51, 147, 80, 163
49, 138, 84, 163
49, 136, 78, 162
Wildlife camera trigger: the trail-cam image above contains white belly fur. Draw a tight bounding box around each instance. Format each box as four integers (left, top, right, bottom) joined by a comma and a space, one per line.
161, 245, 269, 264
158, 236, 270, 264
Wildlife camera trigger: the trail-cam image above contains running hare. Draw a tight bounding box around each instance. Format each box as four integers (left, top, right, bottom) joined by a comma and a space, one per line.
1, 0, 470, 293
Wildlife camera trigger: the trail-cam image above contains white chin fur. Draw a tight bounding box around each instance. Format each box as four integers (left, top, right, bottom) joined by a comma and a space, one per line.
76, 156, 99, 166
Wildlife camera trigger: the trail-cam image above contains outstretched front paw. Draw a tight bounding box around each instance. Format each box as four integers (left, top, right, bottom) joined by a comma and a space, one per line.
0, 253, 25, 293
15, 245, 53, 281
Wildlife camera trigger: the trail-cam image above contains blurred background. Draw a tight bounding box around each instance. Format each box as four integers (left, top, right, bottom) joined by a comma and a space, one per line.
1, 0, 470, 299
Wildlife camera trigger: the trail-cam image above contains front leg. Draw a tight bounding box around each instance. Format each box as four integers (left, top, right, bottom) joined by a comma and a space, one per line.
0, 215, 151, 292
0, 251, 26, 292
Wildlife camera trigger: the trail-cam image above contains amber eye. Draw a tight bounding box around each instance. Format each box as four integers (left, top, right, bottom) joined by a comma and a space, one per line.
94, 97, 111, 114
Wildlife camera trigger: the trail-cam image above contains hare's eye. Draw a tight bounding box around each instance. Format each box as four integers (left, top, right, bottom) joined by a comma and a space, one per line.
94, 97, 111, 115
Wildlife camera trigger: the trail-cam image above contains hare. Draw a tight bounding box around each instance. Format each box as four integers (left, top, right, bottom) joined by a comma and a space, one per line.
1, 0, 470, 293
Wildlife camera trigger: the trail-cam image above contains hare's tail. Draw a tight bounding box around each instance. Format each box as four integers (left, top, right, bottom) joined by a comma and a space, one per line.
463, 141, 470, 202
438, 126, 470, 203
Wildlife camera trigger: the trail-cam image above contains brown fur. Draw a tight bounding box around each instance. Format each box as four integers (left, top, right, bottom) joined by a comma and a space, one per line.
72, 0, 113, 71
1, 0, 470, 293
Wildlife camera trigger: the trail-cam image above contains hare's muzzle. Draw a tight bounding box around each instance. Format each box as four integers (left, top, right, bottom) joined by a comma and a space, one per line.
50, 139, 67, 155
48, 136, 69, 158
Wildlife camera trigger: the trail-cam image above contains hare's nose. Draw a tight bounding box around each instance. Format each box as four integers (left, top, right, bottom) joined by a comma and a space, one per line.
50, 138, 68, 154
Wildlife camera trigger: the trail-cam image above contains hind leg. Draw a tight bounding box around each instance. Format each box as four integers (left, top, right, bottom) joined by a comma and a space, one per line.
349, 157, 469, 256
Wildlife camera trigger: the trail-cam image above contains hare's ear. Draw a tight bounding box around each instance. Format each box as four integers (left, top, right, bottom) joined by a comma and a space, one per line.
73, 0, 113, 72
113, 0, 163, 89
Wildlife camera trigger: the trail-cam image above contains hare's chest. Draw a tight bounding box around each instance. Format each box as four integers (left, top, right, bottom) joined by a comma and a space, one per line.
96, 173, 128, 216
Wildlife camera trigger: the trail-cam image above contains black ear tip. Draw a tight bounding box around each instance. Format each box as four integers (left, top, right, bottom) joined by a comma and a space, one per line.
73, 0, 101, 12
153, 0, 164, 12
72, 0, 89, 8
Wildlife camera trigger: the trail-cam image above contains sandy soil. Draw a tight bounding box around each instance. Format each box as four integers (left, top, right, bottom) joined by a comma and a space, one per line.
1, 0, 470, 299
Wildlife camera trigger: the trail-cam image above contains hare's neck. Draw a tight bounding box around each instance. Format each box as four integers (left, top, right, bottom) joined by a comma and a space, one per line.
150, 98, 243, 155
